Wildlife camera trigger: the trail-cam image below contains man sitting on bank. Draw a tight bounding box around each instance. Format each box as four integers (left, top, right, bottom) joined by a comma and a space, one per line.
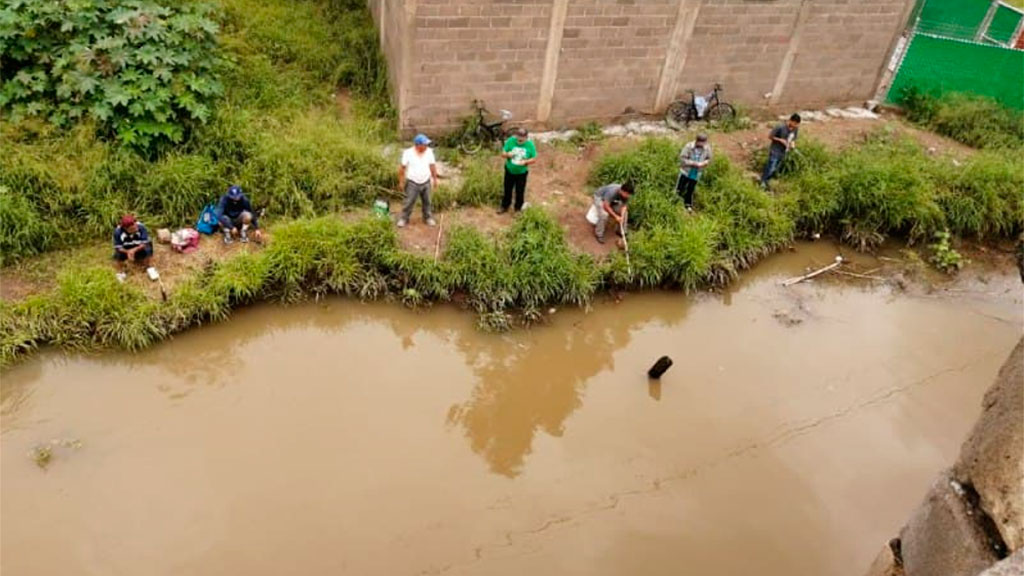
217, 185, 262, 244
591, 181, 634, 244
112, 214, 153, 281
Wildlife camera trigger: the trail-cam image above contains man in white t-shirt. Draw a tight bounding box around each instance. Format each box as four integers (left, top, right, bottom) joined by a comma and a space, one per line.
398, 134, 439, 227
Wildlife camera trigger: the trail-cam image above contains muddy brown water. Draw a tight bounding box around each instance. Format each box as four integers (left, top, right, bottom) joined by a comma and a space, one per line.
2, 243, 1022, 576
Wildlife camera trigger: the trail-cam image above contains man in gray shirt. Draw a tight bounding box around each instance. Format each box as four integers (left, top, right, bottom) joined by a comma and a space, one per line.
591, 181, 634, 244
676, 133, 711, 211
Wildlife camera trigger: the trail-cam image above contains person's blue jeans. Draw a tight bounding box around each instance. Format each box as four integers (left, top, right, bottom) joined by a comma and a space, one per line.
219, 211, 252, 231
761, 150, 785, 187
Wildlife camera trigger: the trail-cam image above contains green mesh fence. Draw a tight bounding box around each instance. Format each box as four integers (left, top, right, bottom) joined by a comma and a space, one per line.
887, 34, 1024, 109
917, 0, 989, 39
987, 5, 1023, 44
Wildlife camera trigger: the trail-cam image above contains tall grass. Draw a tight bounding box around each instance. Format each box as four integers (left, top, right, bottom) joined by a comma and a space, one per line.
0, 0, 395, 265
898, 89, 1024, 150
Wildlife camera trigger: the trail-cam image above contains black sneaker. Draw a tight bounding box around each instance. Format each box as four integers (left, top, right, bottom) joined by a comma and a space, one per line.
596, 235, 605, 244
496, 207, 509, 215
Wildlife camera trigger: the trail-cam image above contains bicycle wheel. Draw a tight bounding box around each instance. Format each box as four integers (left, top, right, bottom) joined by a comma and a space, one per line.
460, 130, 484, 155
706, 103, 736, 125
664, 101, 691, 131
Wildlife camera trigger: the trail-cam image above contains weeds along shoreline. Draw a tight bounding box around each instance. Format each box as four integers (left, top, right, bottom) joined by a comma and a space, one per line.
3, 128, 1022, 368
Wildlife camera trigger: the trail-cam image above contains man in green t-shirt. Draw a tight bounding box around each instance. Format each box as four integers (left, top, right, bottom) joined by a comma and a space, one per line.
497, 127, 537, 214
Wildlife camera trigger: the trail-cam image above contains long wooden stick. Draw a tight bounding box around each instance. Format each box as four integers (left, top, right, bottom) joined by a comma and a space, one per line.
620, 211, 632, 277
434, 213, 446, 262
782, 256, 843, 286
832, 269, 884, 281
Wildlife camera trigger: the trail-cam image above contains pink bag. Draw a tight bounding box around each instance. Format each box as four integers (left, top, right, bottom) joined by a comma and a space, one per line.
171, 228, 201, 254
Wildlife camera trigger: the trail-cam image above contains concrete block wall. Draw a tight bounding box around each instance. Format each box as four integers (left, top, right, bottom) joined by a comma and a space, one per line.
550, 0, 678, 121
779, 0, 914, 107
679, 0, 803, 107
369, 0, 915, 134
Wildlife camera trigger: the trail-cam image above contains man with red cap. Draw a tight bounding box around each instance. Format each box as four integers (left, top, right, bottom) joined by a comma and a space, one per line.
112, 214, 153, 279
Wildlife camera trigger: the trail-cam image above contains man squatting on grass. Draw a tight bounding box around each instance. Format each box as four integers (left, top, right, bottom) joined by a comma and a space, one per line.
398, 134, 439, 228
760, 113, 801, 189
592, 181, 634, 244
217, 185, 262, 244
677, 132, 711, 211
497, 127, 537, 214
112, 214, 153, 279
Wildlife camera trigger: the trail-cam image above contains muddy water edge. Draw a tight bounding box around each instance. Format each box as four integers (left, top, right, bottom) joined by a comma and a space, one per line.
2, 242, 1021, 576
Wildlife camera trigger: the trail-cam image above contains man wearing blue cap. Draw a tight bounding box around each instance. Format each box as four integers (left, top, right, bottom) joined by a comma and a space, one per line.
216, 185, 261, 244
398, 134, 439, 228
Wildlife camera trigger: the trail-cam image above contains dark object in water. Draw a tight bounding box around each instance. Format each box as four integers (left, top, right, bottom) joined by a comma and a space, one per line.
648, 356, 673, 379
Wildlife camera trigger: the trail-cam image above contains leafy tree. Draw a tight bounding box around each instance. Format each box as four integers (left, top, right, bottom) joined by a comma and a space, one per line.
1, 0, 223, 151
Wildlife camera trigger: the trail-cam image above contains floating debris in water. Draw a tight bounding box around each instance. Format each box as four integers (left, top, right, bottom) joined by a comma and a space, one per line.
28, 438, 83, 470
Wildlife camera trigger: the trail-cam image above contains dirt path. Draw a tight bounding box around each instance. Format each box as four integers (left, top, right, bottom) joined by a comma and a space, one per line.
0, 115, 974, 302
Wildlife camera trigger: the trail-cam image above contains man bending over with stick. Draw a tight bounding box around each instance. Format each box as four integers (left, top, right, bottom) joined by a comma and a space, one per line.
591, 181, 633, 244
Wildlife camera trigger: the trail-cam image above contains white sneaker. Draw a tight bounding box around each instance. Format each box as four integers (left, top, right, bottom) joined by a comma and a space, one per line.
397, 219, 407, 228
116, 272, 127, 283
426, 218, 437, 227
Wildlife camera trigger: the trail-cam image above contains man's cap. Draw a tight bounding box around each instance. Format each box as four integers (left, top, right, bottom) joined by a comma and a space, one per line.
696, 133, 708, 142
120, 214, 136, 228
228, 185, 243, 198
413, 134, 431, 146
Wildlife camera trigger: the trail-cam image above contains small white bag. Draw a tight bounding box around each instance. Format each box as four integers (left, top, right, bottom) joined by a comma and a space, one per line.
585, 204, 599, 225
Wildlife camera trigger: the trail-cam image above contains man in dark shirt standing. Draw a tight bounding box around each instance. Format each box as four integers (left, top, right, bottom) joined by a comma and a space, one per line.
760, 113, 801, 190
216, 185, 262, 244
112, 214, 153, 280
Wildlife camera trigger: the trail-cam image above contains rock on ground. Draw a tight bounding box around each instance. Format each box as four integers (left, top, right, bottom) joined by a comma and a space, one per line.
954, 339, 1024, 551
899, 474, 999, 576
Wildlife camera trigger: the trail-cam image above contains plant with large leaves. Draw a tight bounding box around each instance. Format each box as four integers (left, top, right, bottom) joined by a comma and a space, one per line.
0, 0, 223, 152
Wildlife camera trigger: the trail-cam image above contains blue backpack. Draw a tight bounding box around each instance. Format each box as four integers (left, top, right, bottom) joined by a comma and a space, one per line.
196, 203, 219, 235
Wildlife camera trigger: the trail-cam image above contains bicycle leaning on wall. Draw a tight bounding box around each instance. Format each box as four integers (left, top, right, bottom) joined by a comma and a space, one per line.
664, 83, 736, 130
459, 100, 514, 154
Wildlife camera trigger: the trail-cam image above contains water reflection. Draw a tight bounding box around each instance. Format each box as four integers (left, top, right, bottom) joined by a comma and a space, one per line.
75, 296, 691, 477
446, 297, 689, 477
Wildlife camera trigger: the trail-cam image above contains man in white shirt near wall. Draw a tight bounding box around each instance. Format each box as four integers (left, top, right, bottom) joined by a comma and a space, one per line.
398, 134, 439, 228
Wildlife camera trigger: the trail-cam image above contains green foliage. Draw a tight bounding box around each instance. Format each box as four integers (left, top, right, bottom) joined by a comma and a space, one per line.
569, 121, 606, 147
700, 158, 794, 268
0, 185, 54, 264
589, 138, 679, 195
899, 88, 1024, 150
939, 152, 1024, 239
625, 217, 718, 290
1, 0, 224, 152
503, 208, 599, 310
928, 230, 966, 274
47, 266, 166, 351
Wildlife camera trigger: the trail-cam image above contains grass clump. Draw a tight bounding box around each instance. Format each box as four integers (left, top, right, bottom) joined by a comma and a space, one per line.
434, 158, 503, 210
898, 89, 1024, 150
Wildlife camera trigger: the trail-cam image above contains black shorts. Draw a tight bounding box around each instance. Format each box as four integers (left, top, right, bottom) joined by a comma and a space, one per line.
113, 245, 153, 262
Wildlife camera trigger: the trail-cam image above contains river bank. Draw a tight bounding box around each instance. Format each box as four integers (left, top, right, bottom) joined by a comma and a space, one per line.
3, 244, 1021, 576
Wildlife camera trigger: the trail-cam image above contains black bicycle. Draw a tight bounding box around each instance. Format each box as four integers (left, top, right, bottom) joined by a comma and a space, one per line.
665, 83, 736, 130
459, 100, 513, 154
